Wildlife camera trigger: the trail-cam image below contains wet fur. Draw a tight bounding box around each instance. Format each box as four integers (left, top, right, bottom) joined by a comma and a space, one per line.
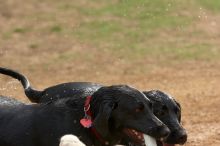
0, 67, 187, 145
0, 85, 169, 146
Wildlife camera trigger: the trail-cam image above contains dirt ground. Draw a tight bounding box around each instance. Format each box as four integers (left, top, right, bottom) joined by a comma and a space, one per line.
0, 58, 220, 146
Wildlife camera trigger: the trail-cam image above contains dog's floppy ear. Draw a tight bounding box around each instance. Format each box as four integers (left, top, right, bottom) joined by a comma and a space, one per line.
173, 99, 181, 122
93, 102, 114, 137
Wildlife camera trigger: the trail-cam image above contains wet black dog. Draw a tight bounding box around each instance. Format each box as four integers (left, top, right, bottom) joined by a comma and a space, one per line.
0, 67, 187, 145
0, 85, 170, 146
119, 90, 187, 146
144, 90, 187, 146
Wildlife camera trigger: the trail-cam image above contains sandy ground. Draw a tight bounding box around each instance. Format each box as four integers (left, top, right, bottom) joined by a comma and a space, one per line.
0, 60, 220, 146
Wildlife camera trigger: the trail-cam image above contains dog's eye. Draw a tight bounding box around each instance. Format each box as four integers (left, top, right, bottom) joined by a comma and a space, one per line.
135, 102, 145, 112
155, 105, 167, 116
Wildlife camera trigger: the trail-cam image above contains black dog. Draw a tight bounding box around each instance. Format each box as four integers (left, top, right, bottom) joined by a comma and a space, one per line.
0, 67, 187, 145
119, 90, 187, 146
0, 85, 170, 146
143, 90, 187, 146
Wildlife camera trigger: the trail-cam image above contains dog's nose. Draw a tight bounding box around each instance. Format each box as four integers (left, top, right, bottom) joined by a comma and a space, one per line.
176, 131, 187, 144
157, 125, 170, 138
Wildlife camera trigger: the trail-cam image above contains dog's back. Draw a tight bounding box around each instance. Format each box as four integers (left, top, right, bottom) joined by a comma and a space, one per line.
0, 97, 84, 146
0, 96, 27, 133
0, 102, 37, 146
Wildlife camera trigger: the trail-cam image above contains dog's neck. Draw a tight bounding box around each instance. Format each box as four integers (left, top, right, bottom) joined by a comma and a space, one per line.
88, 95, 122, 146
83, 96, 107, 143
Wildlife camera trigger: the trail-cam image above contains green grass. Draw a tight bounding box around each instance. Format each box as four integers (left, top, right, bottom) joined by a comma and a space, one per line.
13, 27, 29, 33
2, 0, 220, 64
199, 0, 220, 12
2, 27, 29, 39
1, 32, 12, 40
68, 0, 200, 62
50, 25, 62, 33
73, 0, 191, 39
29, 44, 39, 49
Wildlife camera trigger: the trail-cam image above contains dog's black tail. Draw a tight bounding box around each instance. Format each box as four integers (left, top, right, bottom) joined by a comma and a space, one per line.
0, 67, 42, 103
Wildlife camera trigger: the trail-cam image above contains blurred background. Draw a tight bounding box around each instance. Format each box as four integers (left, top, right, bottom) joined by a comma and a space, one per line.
0, 0, 220, 145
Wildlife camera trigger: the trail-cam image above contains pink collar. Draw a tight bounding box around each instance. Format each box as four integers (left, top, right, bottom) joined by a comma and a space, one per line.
80, 96, 107, 145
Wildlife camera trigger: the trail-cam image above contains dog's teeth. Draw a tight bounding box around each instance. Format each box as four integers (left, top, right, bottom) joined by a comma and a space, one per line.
134, 131, 138, 135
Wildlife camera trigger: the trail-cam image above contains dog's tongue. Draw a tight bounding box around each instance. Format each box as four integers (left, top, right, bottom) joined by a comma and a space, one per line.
162, 143, 175, 146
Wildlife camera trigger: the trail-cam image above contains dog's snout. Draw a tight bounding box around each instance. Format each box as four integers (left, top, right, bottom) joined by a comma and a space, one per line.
176, 130, 187, 144
158, 124, 170, 138
166, 128, 187, 144
149, 123, 171, 139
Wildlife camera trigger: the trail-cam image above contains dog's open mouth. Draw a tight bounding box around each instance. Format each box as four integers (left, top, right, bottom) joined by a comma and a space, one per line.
123, 128, 174, 146
123, 128, 145, 145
